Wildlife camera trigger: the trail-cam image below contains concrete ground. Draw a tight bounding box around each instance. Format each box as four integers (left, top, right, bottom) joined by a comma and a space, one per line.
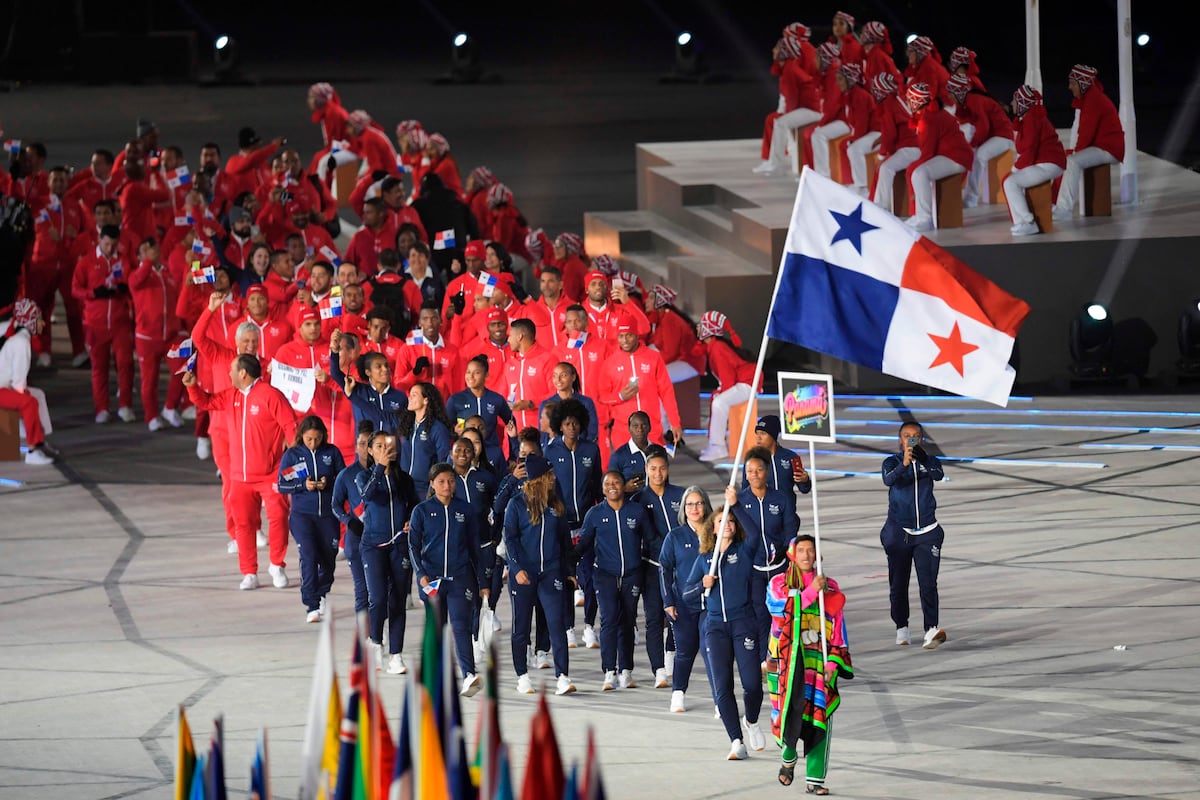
2, 343, 1199, 798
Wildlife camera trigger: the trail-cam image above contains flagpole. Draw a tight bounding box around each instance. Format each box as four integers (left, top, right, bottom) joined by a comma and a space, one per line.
809, 440, 828, 665
708, 168, 812, 588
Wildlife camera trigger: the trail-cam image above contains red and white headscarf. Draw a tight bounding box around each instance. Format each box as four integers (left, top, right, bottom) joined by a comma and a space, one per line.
395, 119, 423, 138
834, 10, 855, 29
861, 21, 887, 43
778, 35, 804, 61
486, 182, 512, 209
908, 35, 935, 60
407, 128, 429, 151
783, 22, 811, 42
11, 297, 42, 331
817, 41, 840, 69
470, 166, 497, 190
946, 73, 971, 103
652, 284, 678, 309
615, 270, 645, 297
347, 109, 372, 134
428, 133, 450, 156
906, 81, 932, 111
870, 72, 898, 101
1012, 85, 1043, 117
949, 46, 976, 73
525, 228, 546, 261
590, 253, 618, 276
556, 232, 584, 257
308, 82, 336, 106
1069, 64, 1097, 93
839, 62, 864, 86
698, 310, 741, 347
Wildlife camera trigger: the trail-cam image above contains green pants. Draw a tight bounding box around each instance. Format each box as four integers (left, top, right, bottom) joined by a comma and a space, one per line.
781, 718, 832, 785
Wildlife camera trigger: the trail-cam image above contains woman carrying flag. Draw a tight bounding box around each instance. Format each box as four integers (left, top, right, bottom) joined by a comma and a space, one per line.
278, 415, 346, 622
767, 535, 853, 794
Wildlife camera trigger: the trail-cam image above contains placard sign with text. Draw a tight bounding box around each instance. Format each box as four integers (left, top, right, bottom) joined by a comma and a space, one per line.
776, 372, 836, 444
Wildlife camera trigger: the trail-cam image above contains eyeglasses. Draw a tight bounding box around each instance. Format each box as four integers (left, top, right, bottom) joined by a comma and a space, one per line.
684, 502, 706, 508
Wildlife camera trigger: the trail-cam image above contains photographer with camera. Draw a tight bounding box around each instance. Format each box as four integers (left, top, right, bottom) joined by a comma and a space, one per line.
880, 421, 948, 650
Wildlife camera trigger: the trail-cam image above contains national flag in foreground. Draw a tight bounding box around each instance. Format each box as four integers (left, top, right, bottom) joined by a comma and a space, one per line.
300, 607, 340, 800
168, 338, 194, 360
282, 461, 309, 482
174, 214, 197, 227
321, 286, 343, 319
175, 705, 196, 800
433, 229, 456, 250
566, 333, 586, 350
766, 170, 1031, 406
478, 271, 498, 298
522, 694, 564, 800
249, 728, 269, 800
175, 352, 198, 375
421, 578, 442, 597
166, 166, 192, 188
405, 330, 425, 347
319, 245, 344, 267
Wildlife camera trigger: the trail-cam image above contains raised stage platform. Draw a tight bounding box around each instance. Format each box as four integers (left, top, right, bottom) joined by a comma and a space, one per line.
584, 138, 1200, 390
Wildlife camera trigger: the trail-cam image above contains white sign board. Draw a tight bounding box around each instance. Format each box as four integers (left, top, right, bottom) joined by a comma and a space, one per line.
271, 361, 316, 412
776, 371, 837, 444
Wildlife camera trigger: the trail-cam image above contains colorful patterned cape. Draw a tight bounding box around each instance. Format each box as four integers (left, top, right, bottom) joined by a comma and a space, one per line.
766, 572, 853, 751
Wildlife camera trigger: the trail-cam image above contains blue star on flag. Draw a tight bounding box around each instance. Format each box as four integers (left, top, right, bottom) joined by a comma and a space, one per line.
829, 202, 879, 255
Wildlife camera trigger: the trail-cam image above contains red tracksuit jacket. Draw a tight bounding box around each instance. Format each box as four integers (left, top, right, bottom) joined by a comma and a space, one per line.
956, 92, 1014, 148
704, 338, 759, 395
648, 309, 705, 372
1073, 81, 1125, 161
31, 200, 83, 267
555, 332, 612, 399
1013, 105, 1067, 171
394, 337, 463, 402
597, 345, 681, 443
344, 222, 397, 277
911, 107, 974, 173
352, 127, 400, 177
502, 343, 557, 430
239, 313, 294, 363
129, 261, 182, 343
524, 294, 575, 350
877, 94, 918, 157
188, 379, 298, 484
72, 249, 133, 332
120, 181, 172, 245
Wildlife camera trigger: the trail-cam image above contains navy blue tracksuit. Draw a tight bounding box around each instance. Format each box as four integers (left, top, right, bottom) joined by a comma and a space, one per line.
741, 444, 813, 518
659, 523, 713, 696
633, 483, 685, 673
684, 537, 764, 743
278, 443, 346, 613
329, 355, 407, 432
494, 473, 550, 653
504, 497, 572, 677
730, 486, 800, 661
577, 500, 648, 673
454, 466, 498, 642
331, 460, 367, 612
545, 436, 603, 629
356, 463, 419, 654
409, 496, 484, 678
881, 451, 946, 631
446, 388, 513, 469
400, 417, 453, 499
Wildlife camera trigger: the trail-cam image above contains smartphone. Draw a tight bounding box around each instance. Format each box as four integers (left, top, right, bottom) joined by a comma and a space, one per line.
632, 472, 645, 486
906, 436, 920, 448
791, 455, 805, 473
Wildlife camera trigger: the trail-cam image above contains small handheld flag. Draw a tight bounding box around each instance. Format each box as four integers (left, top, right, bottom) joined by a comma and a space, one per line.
433, 229, 456, 250
166, 166, 192, 188
174, 214, 196, 227
478, 271, 499, 298
318, 245, 343, 267
422, 578, 442, 597
320, 286, 343, 319
174, 352, 198, 375
567, 333, 586, 350
35, 208, 50, 224
404, 330, 425, 346
192, 239, 210, 256
3, 139, 20, 155
282, 461, 310, 482
167, 338, 194, 360
191, 263, 215, 285
111, 262, 124, 281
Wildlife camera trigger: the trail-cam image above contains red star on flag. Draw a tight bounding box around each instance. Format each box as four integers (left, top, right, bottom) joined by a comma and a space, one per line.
928, 321, 979, 377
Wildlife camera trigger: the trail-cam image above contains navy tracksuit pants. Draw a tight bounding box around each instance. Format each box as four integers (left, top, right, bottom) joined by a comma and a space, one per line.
509, 569, 568, 676
670, 605, 714, 696
704, 614, 763, 743
425, 575, 478, 678
342, 526, 368, 613
362, 538, 412, 654
594, 570, 640, 672
291, 512, 339, 612
880, 519, 944, 631
641, 562, 667, 672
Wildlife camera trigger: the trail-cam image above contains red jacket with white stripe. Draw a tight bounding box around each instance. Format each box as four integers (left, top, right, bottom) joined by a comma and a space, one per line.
554, 332, 611, 400
128, 260, 182, 342
72, 249, 133, 332
703, 337, 759, 395
502, 343, 557, 430
393, 336, 463, 402
596, 345, 681, 443
188, 378, 298, 484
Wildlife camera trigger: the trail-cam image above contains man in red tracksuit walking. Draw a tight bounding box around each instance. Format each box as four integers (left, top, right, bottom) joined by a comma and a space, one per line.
502, 318, 557, 431
598, 317, 683, 449
72, 224, 136, 423
184, 354, 297, 589
29, 167, 84, 364
129, 238, 185, 430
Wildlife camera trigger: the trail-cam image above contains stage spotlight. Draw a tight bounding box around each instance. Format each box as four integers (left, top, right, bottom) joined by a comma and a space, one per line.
906, 33, 919, 45
661, 30, 710, 83
214, 35, 239, 81
449, 32, 482, 83
1136, 33, 1150, 46
1069, 302, 1114, 377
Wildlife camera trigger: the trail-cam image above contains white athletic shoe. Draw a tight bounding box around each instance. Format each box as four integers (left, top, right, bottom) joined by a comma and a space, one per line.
742, 716, 766, 751
618, 668, 635, 689
727, 738, 749, 760
368, 641, 383, 670
161, 407, 184, 428
256, 530, 268, 549
181, 405, 197, 421
239, 573, 258, 590
752, 161, 778, 175
602, 670, 616, 691
268, 563, 289, 588
582, 625, 599, 649
24, 448, 54, 466
117, 406, 136, 423
387, 653, 407, 674
654, 667, 669, 688
565, 629, 579, 648
698, 445, 729, 463
1011, 222, 1040, 236
896, 626, 910, 646
95, 410, 111, 424
516, 674, 535, 694
923, 627, 947, 650
574, 588, 585, 607
196, 436, 211, 460
461, 673, 482, 697
633, 626, 641, 646
555, 674, 577, 696
534, 650, 552, 670
226, 539, 238, 554
670, 690, 686, 713
147, 417, 164, 432
1052, 206, 1073, 222
306, 609, 321, 623
71, 352, 90, 368
36, 352, 52, 368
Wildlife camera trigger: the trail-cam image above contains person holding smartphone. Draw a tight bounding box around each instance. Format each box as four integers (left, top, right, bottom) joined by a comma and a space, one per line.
746, 415, 812, 518
880, 421, 947, 650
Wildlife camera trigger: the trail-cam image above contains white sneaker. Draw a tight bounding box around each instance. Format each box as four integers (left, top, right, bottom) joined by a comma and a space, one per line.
654, 667, 669, 688
555, 674, 576, 695
181, 405, 197, 421
95, 410, 111, 424
24, 448, 54, 465
368, 641, 383, 670
582, 625, 599, 649
147, 417, 164, 432
336, 546, 345, 561
1011, 221, 1039, 236
714, 704, 721, 719
461, 673, 482, 697
618, 668, 635, 689
306, 609, 321, 623
516, 674, 535, 694
574, 588, 585, 607
226, 539, 238, 554
161, 407, 184, 428
117, 406, 136, 423
633, 626, 641, 646
1052, 206, 1073, 222
239, 573, 258, 590
256, 530, 268, 549
727, 738, 749, 760
602, 670, 616, 691
196, 436, 211, 460
670, 690, 686, 712
268, 563, 289, 588
698, 445, 729, 463
71, 351, 90, 368
387, 653, 407, 674
922, 627, 947, 650
742, 716, 765, 751
534, 650, 552, 670
896, 626, 910, 646
752, 161, 778, 175
565, 629, 578, 649
36, 352, 52, 368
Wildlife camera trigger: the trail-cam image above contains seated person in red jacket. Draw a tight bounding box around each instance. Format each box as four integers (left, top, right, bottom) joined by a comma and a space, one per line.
1005, 86, 1067, 236
1053, 64, 1125, 221
870, 72, 920, 214
946, 74, 1014, 208
696, 311, 759, 463
948, 47, 987, 94
904, 82, 973, 232
811, 62, 873, 183
755, 31, 821, 175
644, 284, 706, 383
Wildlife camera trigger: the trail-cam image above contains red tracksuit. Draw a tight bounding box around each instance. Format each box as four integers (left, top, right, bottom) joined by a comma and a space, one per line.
502, 343, 556, 431
239, 313, 293, 363
648, 309, 706, 372
864, 45, 902, 89
65, 173, 124, 230
129, 260, 185, 421
428, 155, 463, 196
273, 333, 350, 457
1014, 105, 1067, 171
524, 294, 575, 350
905, 57, 950, 110
393, 337, 463, 402
256, 204, 341, 256
585, 300, 650, 341
362, 333, 406, 374
352, 126, 400, 177
30, 199, 86, 356
119, 181, 171, 246
309, 101, 351, 175
704, 337, 759, 394
597, 345, 681, 448
557, 255, 590, 305
957, 92, 1015, 148
910, 107, 975, 175
72, 249, 135, 412
471, 337, 510, 394
556, 331, 614, 461
224, 145, 274, 202
192, 304, 246, 542
223, 233, 255, 271
878, 94, 919, 158
487, 205, 531, 261
344, 221, 397, 277
188, 378, 297, 575
1073, 80, 1125, 161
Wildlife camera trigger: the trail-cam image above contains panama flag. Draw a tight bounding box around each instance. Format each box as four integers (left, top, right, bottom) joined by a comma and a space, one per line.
282, 461, 309, 482
433, 229, 456, 250
766, 170, 1030, 407
173, 214, 196, 227
421, 578, 442, 598
318, 245, 343, 267
167, 338, 194, 360
478, 271, 498, 298
3, 139, 20, 155
191, 263, 215, 285
166, 166, 192, 188
321, 286, 343, 319
405, 330, 425, 346
566, 332, 586, 349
